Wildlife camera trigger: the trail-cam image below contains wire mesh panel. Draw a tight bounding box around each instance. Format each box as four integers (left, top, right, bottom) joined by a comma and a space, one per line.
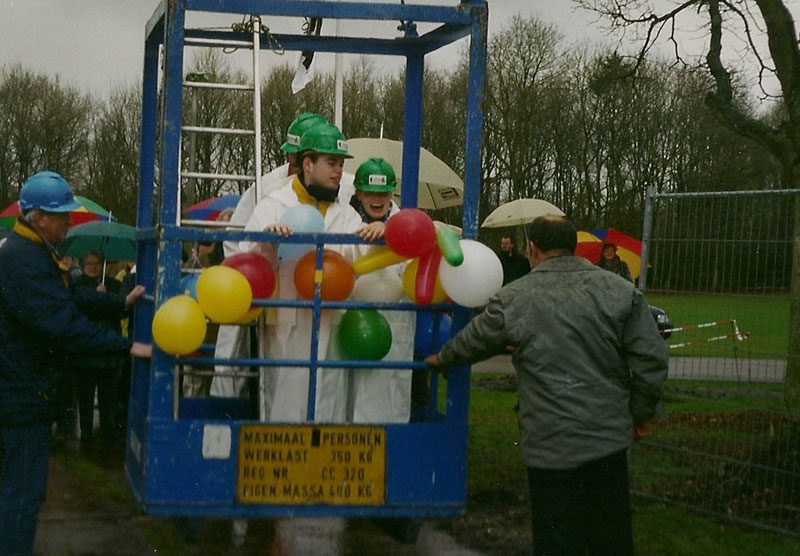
633, 189, 800, 535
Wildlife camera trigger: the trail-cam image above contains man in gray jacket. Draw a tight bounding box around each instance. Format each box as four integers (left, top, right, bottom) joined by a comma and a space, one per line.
426, 215, 667, 556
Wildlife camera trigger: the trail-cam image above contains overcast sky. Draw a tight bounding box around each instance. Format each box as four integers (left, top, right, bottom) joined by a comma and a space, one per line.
0, 1, 793, 102
0, 1, 601, 97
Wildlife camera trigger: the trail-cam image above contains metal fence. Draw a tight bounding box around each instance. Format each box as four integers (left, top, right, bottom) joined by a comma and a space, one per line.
633, 188, 800, 535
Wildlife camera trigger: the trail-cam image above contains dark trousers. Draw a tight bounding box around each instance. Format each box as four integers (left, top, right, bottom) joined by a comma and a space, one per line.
0, 424, 51, 555
76, 367, 117, 441
527, 449, 633, 556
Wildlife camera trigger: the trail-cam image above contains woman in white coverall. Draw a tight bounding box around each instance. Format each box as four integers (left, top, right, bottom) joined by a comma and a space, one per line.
241, 123, 381, 423
340, 157, 415, 423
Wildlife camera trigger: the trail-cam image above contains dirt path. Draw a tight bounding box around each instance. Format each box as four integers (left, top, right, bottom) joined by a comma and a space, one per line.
35, 443, 485, 555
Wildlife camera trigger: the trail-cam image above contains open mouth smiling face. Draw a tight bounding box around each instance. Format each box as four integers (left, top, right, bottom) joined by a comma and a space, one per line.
356, 190, 393, 220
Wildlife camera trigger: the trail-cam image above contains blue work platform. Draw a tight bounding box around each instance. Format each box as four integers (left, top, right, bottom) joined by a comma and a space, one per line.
128, 0, 487, 520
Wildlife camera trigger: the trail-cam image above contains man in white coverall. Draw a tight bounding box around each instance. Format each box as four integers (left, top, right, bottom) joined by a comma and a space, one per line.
241, 123, 382, 423
342, 157, 415, 423
210, 112, 354, 399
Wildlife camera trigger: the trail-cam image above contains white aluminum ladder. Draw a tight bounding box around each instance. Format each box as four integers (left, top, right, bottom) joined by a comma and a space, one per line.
174, 17, 269, 422
179, 16, 263, 228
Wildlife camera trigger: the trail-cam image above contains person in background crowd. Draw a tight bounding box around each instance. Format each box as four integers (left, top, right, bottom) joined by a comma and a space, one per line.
0, 171, 151, 555
498, 235, 530, 285
71, 250, 127, 448
62, 255, 83, 280
426, 215, 667, 556
597, 241, 633, 282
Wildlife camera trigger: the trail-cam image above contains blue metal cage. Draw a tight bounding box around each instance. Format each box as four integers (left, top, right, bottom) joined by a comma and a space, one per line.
128, 0, 487, 519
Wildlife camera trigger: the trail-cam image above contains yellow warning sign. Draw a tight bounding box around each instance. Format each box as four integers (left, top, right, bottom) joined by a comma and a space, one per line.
237, 425, 386, 505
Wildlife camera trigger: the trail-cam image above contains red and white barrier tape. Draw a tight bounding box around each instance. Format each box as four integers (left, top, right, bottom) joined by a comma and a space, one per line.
666, 318, 749, 350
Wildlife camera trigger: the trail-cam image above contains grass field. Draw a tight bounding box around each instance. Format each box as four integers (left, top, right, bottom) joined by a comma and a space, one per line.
645, 292, 791, 358
463, 373, 800, 556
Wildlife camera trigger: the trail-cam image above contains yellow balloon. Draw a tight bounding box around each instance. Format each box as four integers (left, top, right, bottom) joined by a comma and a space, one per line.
235, 307, 263, 324
152, 295, 207, 355
402, 258, 448, 304
353, 246, 410, 275
196, 266, 253, 323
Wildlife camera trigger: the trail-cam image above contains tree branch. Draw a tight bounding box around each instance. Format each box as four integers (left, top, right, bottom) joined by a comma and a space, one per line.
704, 0, 784, 157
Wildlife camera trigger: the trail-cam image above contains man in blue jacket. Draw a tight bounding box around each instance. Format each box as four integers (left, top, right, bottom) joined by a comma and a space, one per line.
0, 171, 151, 555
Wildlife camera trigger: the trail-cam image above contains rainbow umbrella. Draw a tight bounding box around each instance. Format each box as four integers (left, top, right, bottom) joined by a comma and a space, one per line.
183, 194, 240, 221
0, 195, 115, 229
575, 228, 643, 279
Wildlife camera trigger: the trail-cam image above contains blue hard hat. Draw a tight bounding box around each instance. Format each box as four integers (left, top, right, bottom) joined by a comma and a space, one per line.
19, 171, 81, 213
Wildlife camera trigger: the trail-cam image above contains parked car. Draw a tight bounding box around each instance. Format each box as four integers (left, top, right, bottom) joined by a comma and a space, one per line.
649, 305, 673, 340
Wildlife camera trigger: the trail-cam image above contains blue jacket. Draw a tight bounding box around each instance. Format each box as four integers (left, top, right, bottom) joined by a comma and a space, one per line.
0, 223, 132, 427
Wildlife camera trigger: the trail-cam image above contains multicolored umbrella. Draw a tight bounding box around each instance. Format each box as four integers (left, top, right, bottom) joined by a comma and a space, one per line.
575, 228, 643, 279
183, 194, 241, 221
0, 195, 115, 229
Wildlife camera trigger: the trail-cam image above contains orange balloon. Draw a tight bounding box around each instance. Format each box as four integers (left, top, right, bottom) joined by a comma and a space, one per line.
294, 249, 356, 301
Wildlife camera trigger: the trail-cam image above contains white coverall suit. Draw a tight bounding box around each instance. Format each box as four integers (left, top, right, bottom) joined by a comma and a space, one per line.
241, 178, 363, 423
209, 166, 354, 399
339, 201, 415, 423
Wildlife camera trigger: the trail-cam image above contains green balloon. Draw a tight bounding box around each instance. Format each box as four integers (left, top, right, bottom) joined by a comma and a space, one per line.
338, 309, 393, 360
436, 226, 463, 266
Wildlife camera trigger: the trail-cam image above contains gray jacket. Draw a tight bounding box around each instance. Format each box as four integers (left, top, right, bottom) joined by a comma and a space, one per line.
439, 255, 668, 469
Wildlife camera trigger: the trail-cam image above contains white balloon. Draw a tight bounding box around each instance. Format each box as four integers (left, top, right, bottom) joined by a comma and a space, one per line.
351, 268, 404, 303
439, 239, 503, 307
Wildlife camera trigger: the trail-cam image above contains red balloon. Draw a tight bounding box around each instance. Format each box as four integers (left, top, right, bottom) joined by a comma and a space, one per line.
294, 249, 356, 301
384, 208, 437, 258
415, 249, 442, 305
221, 252, 276, 299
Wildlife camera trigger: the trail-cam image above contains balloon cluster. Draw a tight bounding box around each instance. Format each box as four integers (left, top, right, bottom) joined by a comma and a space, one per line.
151, 253, 276, 355
353, 208, 503, 308
152, 206, 502, 360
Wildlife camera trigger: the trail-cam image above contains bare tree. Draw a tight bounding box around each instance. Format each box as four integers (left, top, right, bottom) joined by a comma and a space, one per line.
0, 65, 92, 206
342, 57, 383, 138
87, 84, 142, 224
577, 0, 800, 415
259, 63, 335, 173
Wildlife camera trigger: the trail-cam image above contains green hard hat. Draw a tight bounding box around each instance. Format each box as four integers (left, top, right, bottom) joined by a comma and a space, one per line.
354, 157, 397, 192
281, 112, 327, 154
297, 122, 353, 159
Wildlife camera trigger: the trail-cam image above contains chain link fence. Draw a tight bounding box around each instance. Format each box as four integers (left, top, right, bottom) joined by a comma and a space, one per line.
633, 188, 800, 535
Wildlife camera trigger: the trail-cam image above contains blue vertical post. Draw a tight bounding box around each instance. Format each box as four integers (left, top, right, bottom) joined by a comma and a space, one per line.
448, 2, 488, 426
306, 243, 325, 421
151, 0, 187, 421
159, 0, 186, 233
461, 3, 487, 241
138, 36, 159, 232
401, 50, 424, 209
134, 34, 160, 348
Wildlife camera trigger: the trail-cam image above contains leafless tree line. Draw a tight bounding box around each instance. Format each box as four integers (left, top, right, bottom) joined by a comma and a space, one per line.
0, 15, 781, 234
